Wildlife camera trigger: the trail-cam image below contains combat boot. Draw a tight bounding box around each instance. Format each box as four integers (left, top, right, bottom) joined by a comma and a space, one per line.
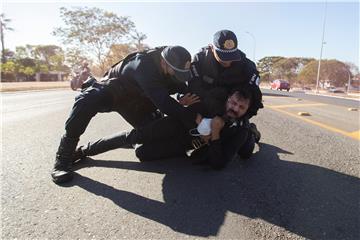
51, 135, 79, 184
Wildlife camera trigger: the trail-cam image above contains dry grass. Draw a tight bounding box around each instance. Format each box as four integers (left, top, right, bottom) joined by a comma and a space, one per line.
0, 81, 70, 92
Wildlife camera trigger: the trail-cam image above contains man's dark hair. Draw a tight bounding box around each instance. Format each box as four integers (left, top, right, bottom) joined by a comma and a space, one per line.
230, 85, 253, 104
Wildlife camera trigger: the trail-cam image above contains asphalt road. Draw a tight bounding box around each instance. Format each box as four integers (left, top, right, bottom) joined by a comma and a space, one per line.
1, 89, 359, 240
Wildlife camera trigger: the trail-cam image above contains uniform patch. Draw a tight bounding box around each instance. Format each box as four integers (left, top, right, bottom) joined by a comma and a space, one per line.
224, 39, 235, 50
191, 65, 199, 77
250, 74, 260, 86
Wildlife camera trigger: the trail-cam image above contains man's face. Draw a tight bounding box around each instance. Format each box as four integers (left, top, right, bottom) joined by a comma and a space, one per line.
211, 46, 233, 68
225, 93, 250, 120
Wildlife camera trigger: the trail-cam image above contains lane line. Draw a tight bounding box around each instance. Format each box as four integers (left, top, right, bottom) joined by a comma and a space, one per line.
348, 130, 360, 140
267, 106, 360, 141
268, 103, 327, 108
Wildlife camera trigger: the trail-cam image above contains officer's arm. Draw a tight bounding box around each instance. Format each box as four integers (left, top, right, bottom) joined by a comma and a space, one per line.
188, 53, 204, 95
137, 74, 197, 129
245, 61, 264, 118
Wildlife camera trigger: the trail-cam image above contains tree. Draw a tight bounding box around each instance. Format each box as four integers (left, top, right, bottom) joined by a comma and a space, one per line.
257, 56, 285, 82
257, 56, 316, 84
298, 59, 351, 87
90, 44, 136, 77
15, 45, 33, 59
130, 30, 149, 51
5, 45, 70, 81
345, 62, 359, 76
65, 48, 90, 71
32, 45, 64, 68
272, 58, 298, 82
53, 7, 135, 73
0, 60, 16, 81
0, 13, 14, 63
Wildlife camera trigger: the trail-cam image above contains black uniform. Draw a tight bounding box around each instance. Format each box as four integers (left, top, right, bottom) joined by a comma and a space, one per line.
65, 47, 196, 139
134, 116, 253, 169
52, 46, 196, 184
189, 46, 263, 118
72, 48, 261, 168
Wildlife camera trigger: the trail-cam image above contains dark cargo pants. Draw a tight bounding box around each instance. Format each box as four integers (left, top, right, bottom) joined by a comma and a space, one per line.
64, 79, 159, 139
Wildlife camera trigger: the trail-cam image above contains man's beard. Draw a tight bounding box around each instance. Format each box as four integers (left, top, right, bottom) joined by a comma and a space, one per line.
225, 109, 237, 122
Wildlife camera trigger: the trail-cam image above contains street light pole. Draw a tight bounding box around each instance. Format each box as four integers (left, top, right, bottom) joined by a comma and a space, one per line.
315, 1, 328, 94
245, 31, 256, 63
347, 70, 352, 94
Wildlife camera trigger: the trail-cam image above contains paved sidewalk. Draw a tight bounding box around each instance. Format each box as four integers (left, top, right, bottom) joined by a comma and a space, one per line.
1, 81, 70, 92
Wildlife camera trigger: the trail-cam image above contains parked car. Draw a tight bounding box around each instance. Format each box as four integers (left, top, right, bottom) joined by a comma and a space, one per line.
327, 87, 345, 93
270, 79, 290, 91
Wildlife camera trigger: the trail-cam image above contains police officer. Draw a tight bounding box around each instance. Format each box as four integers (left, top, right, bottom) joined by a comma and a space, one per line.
189, 29, 263, 141
51, 46, 197, 184
70, 60, 91, 91
72, 86, 255, 170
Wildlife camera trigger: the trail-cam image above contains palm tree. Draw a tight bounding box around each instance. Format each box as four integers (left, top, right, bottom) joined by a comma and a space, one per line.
0, 13, 14, 63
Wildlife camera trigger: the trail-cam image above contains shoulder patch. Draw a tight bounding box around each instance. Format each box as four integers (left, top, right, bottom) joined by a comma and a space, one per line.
250, 74, 260, 86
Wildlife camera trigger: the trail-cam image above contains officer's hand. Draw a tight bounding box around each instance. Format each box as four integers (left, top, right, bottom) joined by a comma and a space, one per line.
179, 93, 200, 106
200, 134, 211, 144
210, 116, 224, 140
211, 116, 225, 131
196, 113, 203, 125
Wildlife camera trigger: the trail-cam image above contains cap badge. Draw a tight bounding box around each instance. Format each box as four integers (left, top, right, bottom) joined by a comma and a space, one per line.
223, 39, 235, 50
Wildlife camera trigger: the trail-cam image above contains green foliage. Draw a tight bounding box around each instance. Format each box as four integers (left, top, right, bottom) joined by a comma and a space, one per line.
21, 66, 35, 76
2, 44, 69, 81
64, 48, 90, 71
32, 45, 65, 68
257, 56, 285, 81
257, 56, 316, 85
1, 60, 15, 74
297, 60, 318, 85
37, 64, 49, 73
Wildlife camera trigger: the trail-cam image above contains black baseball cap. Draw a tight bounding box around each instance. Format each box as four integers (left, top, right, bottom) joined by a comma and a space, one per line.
161, 46, 191, 82
213, 30, 242, 62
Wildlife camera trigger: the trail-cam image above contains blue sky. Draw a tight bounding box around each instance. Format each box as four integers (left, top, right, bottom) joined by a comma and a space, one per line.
2, 0, 359, 66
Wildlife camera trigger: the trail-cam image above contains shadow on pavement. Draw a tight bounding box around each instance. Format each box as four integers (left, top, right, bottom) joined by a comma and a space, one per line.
69, 143, 359, 239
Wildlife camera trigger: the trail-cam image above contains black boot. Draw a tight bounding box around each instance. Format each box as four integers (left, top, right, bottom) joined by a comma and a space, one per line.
72, 131, 137, 163
51, 135, 79, 184
72, 146, 87, 164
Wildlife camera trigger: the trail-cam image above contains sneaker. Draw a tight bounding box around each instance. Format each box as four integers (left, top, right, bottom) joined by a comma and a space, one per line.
249, 123, 261, 143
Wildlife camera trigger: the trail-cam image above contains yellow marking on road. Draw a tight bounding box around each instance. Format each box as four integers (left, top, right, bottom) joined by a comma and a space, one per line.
348, 130, 360, 140
268, 103, 327, 109
268, 106, 360, 141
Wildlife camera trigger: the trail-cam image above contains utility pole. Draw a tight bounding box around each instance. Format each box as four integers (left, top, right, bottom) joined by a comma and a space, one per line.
315, 1, 328, 94
245, 31, 256, 63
